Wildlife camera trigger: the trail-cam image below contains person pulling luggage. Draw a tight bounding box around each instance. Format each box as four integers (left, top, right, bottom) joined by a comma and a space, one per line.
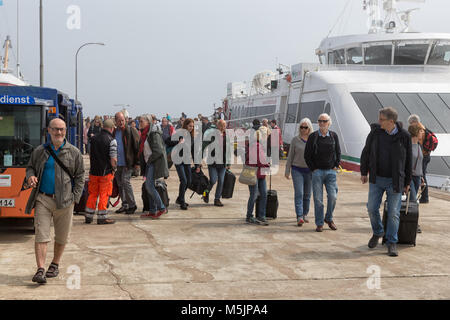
202, 119, 230, 207
245, 128, 271, 225
360, 107, 412, 257
171, 118, 200, 210
138, 115, 170, 219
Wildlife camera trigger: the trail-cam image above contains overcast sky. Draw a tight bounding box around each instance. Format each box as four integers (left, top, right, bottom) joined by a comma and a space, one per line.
1, 0, 449, 118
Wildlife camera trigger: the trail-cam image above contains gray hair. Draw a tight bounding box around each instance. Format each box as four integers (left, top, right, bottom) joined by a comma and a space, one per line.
318, 113, 332, 126
298, 118, 313, 137
408, 114, 421, 125
140, 114, 153, 126
379, 107, 398, 122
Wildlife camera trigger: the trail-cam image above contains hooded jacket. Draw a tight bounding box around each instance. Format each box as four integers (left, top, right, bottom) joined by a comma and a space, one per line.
139, 124, 169, 180
360, 122, 412, 193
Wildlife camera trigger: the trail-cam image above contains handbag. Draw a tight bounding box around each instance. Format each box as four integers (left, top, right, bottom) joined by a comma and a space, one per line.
238, 164, 258, 186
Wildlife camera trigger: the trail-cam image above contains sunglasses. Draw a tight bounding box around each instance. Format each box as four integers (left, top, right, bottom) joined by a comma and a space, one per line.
318, 120, 329, 123
300, 126, 309, 129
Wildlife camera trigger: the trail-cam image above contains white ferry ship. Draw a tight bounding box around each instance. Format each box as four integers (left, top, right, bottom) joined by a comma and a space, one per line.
224, 0, 450, 188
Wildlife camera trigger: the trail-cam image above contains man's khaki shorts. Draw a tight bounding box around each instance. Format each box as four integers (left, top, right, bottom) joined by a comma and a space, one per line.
34, 193, 74, 244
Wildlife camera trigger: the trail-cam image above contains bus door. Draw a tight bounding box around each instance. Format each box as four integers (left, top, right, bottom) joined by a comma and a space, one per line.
0, 102, 47, 219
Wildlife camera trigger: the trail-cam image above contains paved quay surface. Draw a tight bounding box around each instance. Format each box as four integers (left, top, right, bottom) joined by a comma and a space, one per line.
1, 156, 449, 300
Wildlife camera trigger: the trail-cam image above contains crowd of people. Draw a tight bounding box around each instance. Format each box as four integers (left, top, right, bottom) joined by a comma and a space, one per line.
25, 106, 437, 284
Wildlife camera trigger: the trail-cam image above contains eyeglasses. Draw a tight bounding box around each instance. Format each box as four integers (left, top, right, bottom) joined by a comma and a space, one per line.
318, 120, 329, 123
50, 127, 66, 132
300, 126, 309, 130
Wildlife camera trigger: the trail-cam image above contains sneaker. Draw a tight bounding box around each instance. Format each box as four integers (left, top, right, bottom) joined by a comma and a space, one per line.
125, 206, 137, 214
202, 191, 209, 203
297, 217, 305, 227
246, 216, 256, 224
256, 217, 269, 226
324, 219, 337, 231
141, 212, 157, 219
368, 234, 383, 249
115, 206, 127, 214
97, 218, 116, 225
85, 216, 93, 224
387, 243, 398, 257
214, 199, 224, 207
316, 226, 323, 232
45, 263, 59, 278
246, 216, 260, 225
176, 198, 189, 206
32, 268, 47, 284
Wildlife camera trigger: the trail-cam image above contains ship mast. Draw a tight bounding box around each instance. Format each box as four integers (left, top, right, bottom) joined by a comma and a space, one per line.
1, 36, 12, 74
363, 0, 425, 34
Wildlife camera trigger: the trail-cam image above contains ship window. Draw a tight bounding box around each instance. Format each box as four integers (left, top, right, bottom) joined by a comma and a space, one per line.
286, 104, 297, 123
394, 43, 429, 65
328, 50, 345, 64
375, 93, 411, 123
397, 93, 444, 133
324, 103, 331, 115
427, 42, 450, 65
364, 44, 392, 65
298, 101, 326, 123
351, 93, 383, 124
418, 94, 449, 133
347, 47, 363, 64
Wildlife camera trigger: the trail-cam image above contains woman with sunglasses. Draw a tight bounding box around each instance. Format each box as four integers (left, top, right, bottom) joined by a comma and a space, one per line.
285, 118, 313, 227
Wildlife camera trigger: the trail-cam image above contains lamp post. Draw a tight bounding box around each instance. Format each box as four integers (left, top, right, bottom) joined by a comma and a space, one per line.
75, 42, 105, 103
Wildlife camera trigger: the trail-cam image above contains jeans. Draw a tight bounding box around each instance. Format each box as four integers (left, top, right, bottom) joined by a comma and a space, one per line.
208, 166, 226, 200
312, 169, 338, 226
291, 169, 312, 219
144, 163, 165, 213
116, 166, 136, 209
410, 175, 422, 202
247, 178, 267, 219
422, 154, 431, 202
175, 164, 192, 204
367, 176, 402, 245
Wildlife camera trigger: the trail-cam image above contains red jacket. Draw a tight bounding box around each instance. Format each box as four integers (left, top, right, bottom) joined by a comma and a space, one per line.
245, 141, 270, 179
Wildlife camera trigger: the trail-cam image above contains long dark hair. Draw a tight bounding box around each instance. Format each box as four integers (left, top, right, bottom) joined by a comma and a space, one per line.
182, 118, 195, 138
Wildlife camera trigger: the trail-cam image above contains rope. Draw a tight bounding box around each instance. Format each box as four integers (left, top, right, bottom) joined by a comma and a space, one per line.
326, 0, 352, 38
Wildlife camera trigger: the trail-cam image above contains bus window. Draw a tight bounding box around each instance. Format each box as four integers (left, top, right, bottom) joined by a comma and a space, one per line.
0, 105, 42, 168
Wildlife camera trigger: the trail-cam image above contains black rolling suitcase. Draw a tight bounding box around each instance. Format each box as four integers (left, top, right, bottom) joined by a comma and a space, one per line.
189, 167, 209, 198
382, 192, 419, 246
255, 172, 278, 219
221, 169, 236, 199
155, 180, 170, 208
142, 180, 170, 211
74, 180, 89, 214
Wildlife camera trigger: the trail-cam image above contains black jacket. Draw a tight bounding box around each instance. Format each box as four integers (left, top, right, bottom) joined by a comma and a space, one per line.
360, 122, 412, 193
304, 130, 341, 171
89, 129, 115, 176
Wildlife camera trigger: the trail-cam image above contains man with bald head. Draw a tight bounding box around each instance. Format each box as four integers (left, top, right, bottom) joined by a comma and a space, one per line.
26, 118, 85, 284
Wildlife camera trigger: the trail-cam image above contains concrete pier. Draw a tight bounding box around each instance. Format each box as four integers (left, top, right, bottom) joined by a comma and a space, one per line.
1, 157, 449, 299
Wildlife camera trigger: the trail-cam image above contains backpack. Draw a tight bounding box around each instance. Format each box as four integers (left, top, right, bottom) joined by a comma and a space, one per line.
423, 128, 438, 153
